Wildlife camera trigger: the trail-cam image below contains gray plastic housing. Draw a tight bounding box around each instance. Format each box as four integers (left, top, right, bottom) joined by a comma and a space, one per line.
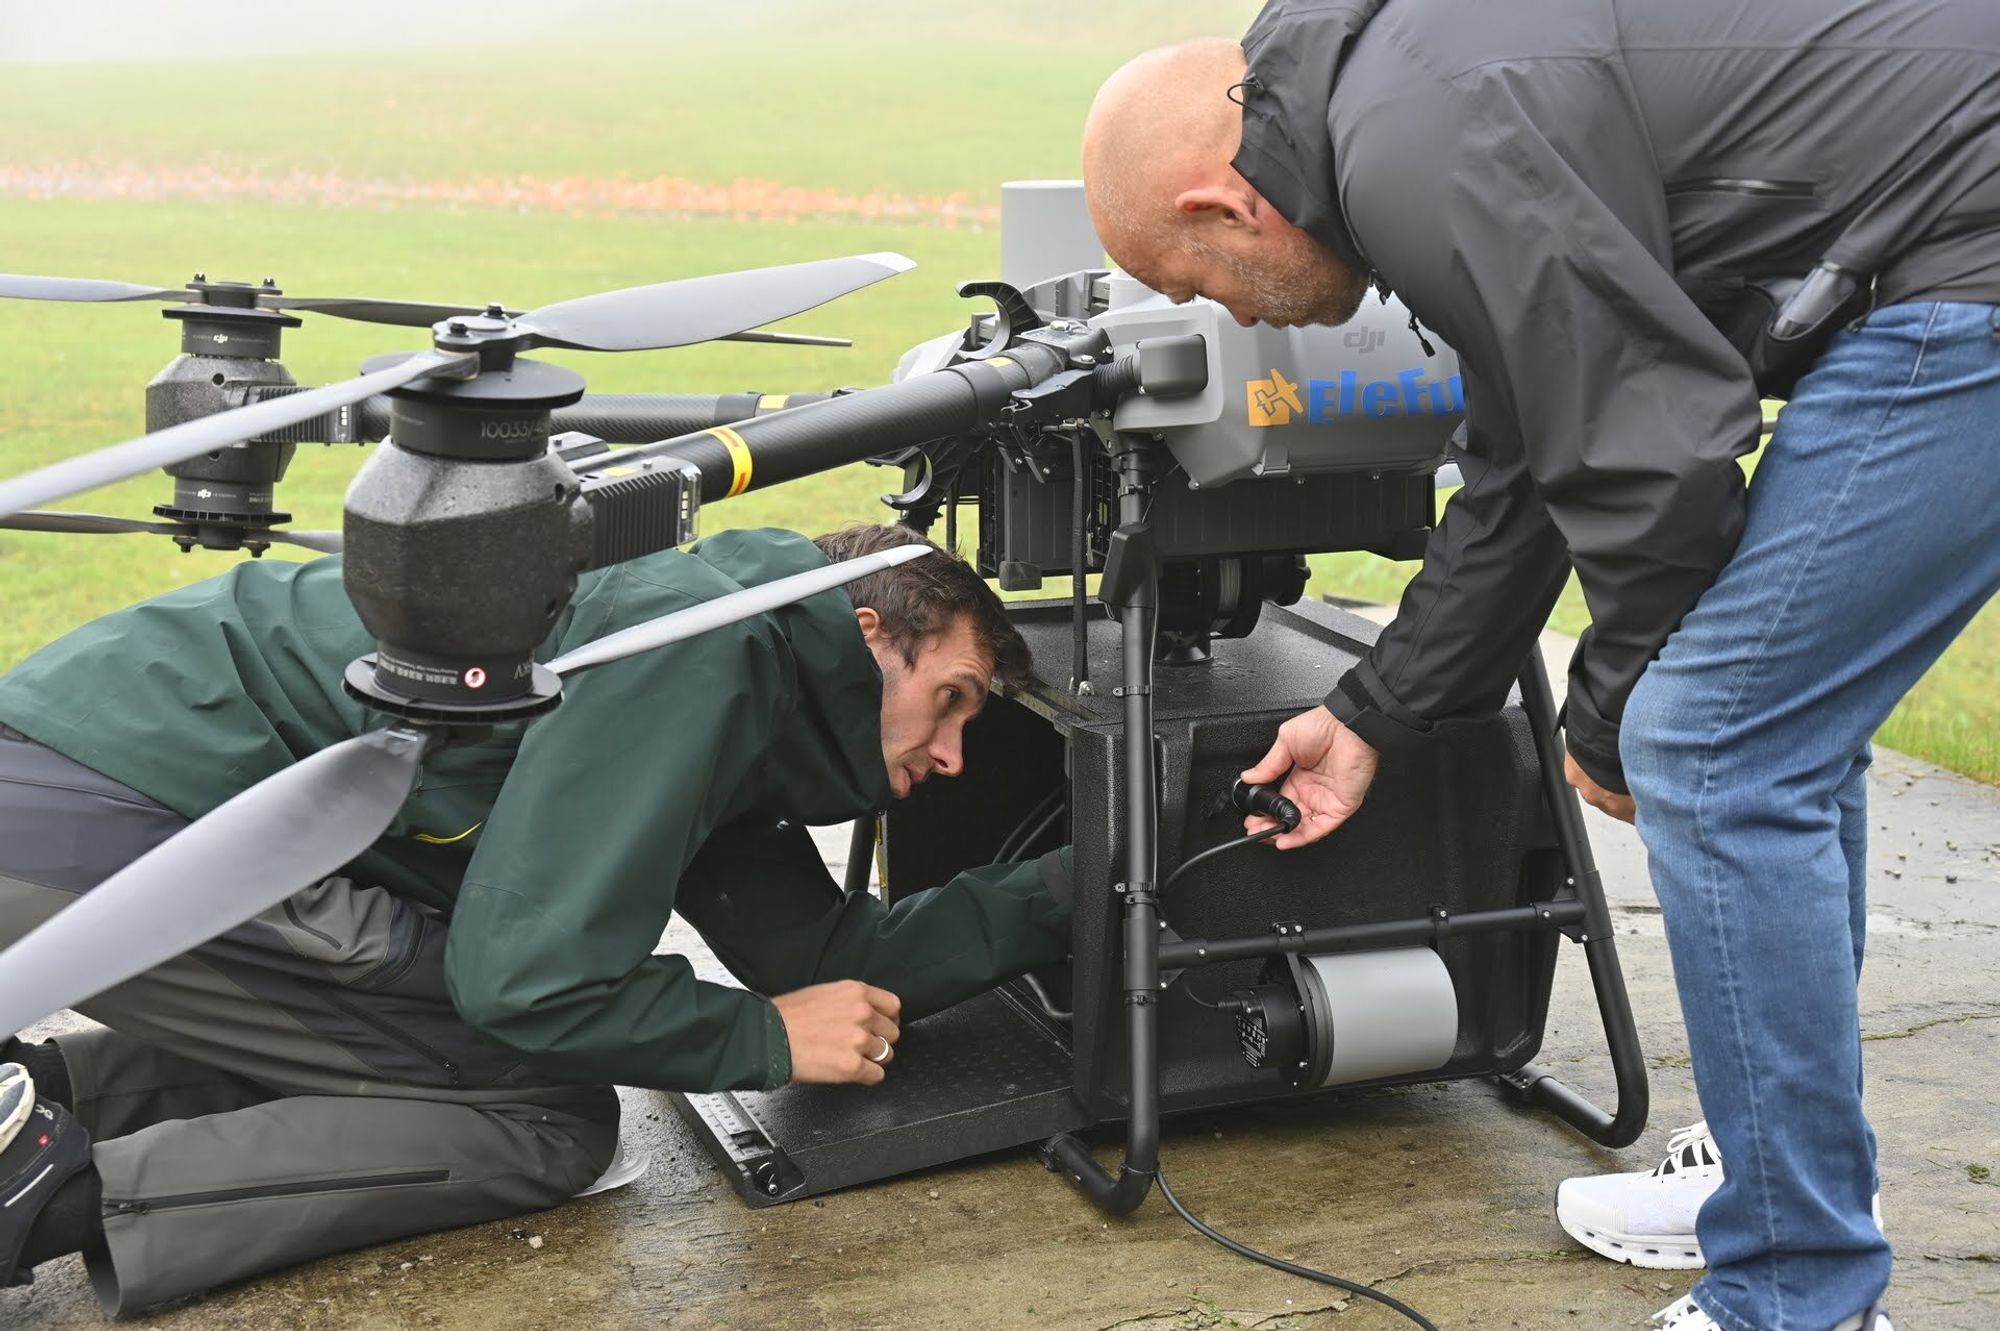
1098, 274, 1462, 488
910, 179, 1465, 490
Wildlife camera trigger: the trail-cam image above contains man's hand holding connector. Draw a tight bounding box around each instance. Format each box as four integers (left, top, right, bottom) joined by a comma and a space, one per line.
1239, 705, 1380, 849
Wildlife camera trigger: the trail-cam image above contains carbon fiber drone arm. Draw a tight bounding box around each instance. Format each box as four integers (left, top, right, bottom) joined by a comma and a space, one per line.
585, 342, 1078, 504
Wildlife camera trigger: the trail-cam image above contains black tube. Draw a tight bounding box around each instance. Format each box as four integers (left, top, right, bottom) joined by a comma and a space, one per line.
577, 345, 1071, 502
1500, 650, 1649, 1148
843, 816, 876, 896
1070, 431, 1090, 693
1158, 899, 1588, 970
1042, 442, 1162, 1217
553, 392, 835, 443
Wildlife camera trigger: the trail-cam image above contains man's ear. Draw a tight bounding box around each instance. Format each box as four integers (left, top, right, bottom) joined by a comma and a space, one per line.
1173, 182, 1260, 231
855, 606, 882, 643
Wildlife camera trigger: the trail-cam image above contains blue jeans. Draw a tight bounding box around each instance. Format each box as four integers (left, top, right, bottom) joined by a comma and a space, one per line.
1621, 301, 2000, 1331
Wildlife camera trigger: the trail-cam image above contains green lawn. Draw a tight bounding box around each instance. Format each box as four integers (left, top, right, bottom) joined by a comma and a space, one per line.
0, 1, 1991, 782
1309, 520, 2000, 784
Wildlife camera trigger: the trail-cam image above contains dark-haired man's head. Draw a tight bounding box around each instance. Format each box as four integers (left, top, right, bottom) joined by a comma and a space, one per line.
813, 525, 1030, 798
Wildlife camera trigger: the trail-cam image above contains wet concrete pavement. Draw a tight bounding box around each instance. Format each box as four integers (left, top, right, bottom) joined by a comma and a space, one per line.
3, 647, 1995, 1330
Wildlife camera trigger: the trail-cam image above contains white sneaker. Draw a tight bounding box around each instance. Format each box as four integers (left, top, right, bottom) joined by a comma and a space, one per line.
0, 1064, 31, 1148
1558, 1120, 1721, 1269
1649, 1292, 1893, 1330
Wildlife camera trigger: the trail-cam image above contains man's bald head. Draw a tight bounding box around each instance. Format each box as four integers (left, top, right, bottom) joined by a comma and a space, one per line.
1082, 38, 1248, 257
1081, 37, 1368, 331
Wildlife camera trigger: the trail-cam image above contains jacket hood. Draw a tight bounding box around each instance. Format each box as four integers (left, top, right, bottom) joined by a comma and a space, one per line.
684, 528, 892, 822
1234, 0, 1387, 271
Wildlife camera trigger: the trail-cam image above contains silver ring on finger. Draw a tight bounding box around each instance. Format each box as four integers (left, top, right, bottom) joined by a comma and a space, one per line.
867, 1035, 891, 1064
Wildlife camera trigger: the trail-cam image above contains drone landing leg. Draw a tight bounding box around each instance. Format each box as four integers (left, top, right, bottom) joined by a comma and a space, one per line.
1495, 649, 1649, 1148
1042, 440, 1162, 1216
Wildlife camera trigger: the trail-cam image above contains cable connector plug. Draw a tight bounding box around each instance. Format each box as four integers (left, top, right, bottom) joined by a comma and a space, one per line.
1230, 778, 1301, 832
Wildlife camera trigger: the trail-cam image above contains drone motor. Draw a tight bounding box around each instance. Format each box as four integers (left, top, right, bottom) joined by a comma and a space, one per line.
1230, 944, 1459, 1090
139, 277, 311, 550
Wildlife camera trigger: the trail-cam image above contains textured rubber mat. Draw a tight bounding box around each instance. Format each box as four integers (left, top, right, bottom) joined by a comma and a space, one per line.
671, 982, 1086, 1206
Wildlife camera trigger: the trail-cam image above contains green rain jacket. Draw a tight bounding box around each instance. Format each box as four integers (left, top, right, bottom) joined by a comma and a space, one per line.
0, 528, 1073, 1092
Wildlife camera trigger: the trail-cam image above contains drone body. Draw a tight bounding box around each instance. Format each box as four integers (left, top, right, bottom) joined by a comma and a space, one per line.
0, 185, 1645, 1231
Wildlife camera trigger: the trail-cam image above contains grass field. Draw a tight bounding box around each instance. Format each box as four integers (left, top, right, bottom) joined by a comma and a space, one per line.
0, 0, 1991, 782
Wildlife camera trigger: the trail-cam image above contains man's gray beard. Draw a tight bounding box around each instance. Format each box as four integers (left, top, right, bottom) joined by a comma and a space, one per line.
1239, 232, 1368, 327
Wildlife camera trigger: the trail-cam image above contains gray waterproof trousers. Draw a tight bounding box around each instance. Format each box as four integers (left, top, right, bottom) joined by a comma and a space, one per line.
0, 726, 619, 1314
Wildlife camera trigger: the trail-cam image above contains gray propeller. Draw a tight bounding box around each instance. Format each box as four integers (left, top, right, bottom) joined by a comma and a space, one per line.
0, 545, 931, 1034
0, 350, 474, 520
0, 728, 435, 1037
0, 510, 341, 551
0, 274, 185, 304
258, 294, 517, 329
721, 329, 852, 348
0, 276, 856, 344
545, 544, 929, 675
518, 252, 913, 353
0, 275, 501, 327
0, 254, 911, 520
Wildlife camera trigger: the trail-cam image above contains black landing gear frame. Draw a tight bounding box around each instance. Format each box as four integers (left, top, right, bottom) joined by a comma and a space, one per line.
1040, 439, 1649, 1215
668, 437, 1647, 1214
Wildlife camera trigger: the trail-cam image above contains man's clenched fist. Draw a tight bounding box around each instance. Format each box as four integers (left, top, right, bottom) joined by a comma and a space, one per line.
772, 980, 903, 1085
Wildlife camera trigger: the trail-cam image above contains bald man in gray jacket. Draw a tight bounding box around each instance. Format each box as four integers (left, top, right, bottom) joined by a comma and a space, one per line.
1082, 4, 2000, 1329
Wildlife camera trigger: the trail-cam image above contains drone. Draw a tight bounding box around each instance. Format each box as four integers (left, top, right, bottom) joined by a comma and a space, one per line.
0, 247, 959, 1013
0, 265, 871, 555
0, 184, 1647, 1325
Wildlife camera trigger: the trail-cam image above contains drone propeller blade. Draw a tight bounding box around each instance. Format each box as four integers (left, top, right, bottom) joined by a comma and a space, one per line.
0, 510, 186, 537
547, 545, 931, 678
269, 529, 343, 553
0, 728, 433, 1036
519, 252, 913, 354
720, 330, 853, 348
0, 274, 184, 304
262, 295, 518, 329
0, 350, 477, 520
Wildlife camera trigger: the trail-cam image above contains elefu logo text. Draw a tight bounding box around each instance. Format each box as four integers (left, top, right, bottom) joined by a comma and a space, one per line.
1247, 367, 1464, 427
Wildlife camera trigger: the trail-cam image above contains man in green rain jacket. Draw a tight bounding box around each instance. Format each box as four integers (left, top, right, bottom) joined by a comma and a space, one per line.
0, 522, 1072, 1314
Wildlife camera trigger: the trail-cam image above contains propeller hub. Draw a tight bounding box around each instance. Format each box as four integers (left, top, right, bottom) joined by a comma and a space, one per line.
430, 311, 532, 370
362, 352, 583, 461
185, 276, 274, 308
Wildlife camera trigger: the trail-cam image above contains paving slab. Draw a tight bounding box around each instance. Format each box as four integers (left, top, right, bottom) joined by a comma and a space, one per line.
3, 630, 1994, 1331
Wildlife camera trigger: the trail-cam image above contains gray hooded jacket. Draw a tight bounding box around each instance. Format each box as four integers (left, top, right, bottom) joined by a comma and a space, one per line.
1235, 0, 2000, 790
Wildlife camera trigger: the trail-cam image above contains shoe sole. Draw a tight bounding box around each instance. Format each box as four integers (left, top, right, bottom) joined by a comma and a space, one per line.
1556, 1194, 1706, 1271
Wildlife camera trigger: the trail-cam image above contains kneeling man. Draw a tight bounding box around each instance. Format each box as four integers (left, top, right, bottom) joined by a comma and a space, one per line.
0, 522, 1071, 1313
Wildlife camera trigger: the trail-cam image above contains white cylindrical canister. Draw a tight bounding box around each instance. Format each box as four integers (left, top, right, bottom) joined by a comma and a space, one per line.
1299, 947, 1459, 1087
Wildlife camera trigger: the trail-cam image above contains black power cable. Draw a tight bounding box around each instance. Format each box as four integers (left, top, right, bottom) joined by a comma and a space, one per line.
995, 784, 1066, 864
1163, 824, 1286, 1011
1162, 824, 1285, 896
1151, 783, 1443, 1331
1155, 1170, 1442, 1331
